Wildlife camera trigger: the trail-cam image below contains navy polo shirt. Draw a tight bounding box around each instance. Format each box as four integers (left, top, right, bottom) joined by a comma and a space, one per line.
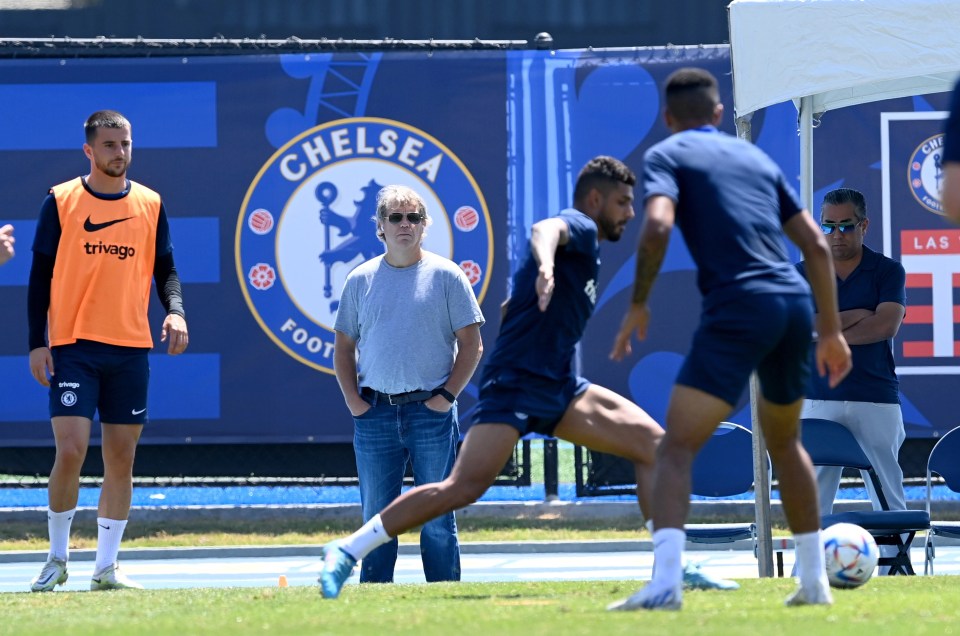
485, 208, 599, 381
643, 126, 810, 310
945, 78, 960, 163
796, 245, 905, 404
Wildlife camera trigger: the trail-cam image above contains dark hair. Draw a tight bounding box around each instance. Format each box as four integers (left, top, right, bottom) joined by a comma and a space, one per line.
573, 156, 636, 204
821, 188, 867, 221
665, 67, 720, 125
84, 110, 130, 144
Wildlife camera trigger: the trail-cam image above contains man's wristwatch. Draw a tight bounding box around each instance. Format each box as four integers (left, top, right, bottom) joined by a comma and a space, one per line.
434, 387, 457, 403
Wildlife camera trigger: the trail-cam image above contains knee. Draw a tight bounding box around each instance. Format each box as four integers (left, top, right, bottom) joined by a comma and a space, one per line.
444, 477, 488, 509
618, 432, 660, 467
765, 437, 804, 464
656, 436, 697, 464
54, 441, 87, 470
102, 445, 137, 472
858, 436, 899, 456
762, 437, 790, 459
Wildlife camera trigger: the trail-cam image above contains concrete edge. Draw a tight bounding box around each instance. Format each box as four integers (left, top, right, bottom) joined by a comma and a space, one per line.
2, 498, 957, 524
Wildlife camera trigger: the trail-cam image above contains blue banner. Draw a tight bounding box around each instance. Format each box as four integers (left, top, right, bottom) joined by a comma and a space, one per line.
1, 47, 950, 447
0, 51, 509, 445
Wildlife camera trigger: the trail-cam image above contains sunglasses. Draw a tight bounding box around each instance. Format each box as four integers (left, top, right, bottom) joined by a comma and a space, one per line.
385, 212, 424, 225
820, 220, 862, 235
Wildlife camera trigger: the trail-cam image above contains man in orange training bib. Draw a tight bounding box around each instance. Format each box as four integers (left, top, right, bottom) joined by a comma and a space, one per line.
26, 110, 189, 592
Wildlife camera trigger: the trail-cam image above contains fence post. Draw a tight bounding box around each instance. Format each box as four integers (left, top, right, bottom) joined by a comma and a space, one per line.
544, 438, 559, 501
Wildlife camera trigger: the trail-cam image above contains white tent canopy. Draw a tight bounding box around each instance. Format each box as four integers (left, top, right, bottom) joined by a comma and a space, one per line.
729, 0, 960, 119
728, 0, 960, 578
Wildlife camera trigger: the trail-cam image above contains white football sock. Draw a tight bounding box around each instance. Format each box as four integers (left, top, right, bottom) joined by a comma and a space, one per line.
794, 530, 829, 590
645, 519, 656, 577
94, 517, 128, 573
47, 508, 75, 562
339, 514, 392, 560
649, 527, 685, 588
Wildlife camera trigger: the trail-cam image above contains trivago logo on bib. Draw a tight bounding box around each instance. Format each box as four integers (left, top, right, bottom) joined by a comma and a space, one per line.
236, 117, 493, 373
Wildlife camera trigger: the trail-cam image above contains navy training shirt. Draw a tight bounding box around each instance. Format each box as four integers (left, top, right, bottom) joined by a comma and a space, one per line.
485, 208, 599, 381
643, 126, 810, 309
797, 246, 905, 404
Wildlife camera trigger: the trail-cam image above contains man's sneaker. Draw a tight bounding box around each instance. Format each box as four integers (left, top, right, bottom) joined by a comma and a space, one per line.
319, 541, 357, 599
785, 584, 833, 607
682, 561, 740, 591
30, 558, 68, 592
607, 583, 682, 612
90, 563, 144, 591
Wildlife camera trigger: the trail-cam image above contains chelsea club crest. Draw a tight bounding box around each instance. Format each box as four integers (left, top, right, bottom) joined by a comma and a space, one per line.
236, 117, 493, 373
908, 133, 945, 215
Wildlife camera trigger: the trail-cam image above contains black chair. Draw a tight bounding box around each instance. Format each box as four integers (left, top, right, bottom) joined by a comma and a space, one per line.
800, 418, 930, 575
924, 426, 960, 575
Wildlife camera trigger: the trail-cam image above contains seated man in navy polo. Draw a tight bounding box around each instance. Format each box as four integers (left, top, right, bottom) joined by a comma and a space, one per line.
796, 188, 908, 567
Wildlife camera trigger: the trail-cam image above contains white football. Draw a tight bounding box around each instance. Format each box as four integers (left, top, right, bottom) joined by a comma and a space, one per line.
822, 522, 879, 589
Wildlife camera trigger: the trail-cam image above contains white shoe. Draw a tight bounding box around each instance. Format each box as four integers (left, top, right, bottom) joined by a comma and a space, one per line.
607, 583, 682, 611
682, 561, 740, 590
90, 563, 144, 591
318, 541, 357, 600
30, 558, 68, 592
785, 584, 833, 606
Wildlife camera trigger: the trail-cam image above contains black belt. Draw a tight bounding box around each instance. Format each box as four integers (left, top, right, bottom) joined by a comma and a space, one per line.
361, 386, 435, 406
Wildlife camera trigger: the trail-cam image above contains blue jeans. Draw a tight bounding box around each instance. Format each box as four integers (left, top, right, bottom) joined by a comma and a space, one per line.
353, 398, 461, 583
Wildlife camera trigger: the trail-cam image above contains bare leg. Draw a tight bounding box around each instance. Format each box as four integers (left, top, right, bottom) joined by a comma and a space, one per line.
379, 423, 520, 537
606, 385, 734, 611
653, 385, 732, 531
99, 423, 142, 520
91, 423, 144, 581
44, 417, 90, 564
553, 385, 662, 518
756, 398, 820, 534
758, 397, 830, 603
48, 417, 92, 512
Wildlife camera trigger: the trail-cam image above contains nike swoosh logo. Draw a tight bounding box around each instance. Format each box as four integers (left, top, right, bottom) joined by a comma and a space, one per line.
98, 524, 111, 530
132, 408, 146, 415
84, 215, 133, 232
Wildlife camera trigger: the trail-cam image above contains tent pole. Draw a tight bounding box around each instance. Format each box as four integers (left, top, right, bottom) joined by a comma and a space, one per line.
799, 96, 814, 209
736, 114, 775, 579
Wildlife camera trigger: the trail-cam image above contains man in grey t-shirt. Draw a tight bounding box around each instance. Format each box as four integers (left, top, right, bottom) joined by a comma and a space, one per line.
332, 184, 484, 584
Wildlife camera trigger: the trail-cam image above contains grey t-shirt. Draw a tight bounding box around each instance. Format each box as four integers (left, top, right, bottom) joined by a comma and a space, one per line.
335, 250, 484, 394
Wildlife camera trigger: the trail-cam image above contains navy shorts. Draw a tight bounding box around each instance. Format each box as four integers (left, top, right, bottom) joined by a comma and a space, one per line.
49, 340, 151, 424
473, 366, 591, 436
677, 293, 812, 406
